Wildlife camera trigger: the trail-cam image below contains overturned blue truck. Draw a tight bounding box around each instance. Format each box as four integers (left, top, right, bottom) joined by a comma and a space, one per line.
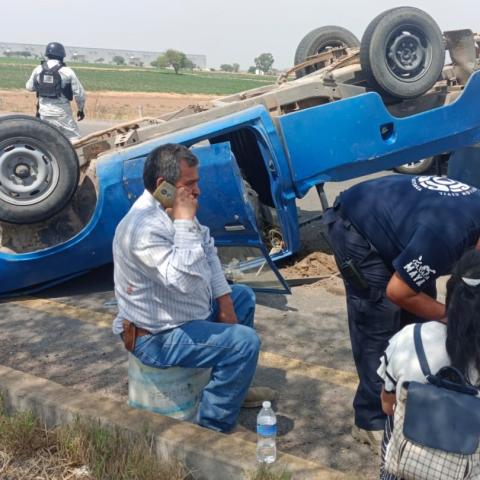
0, 7, 479, 295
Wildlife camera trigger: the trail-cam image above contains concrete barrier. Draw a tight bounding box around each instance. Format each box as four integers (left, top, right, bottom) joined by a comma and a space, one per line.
0, 365, 355, 480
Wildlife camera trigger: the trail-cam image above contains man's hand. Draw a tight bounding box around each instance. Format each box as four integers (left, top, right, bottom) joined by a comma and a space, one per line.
216, 294, 238, 324
77, 110, 85, 121
172, 186, 198, 220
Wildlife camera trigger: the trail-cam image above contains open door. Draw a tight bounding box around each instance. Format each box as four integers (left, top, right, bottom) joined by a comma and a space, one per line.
122, 141, 289, 293
193, 142, 289, 294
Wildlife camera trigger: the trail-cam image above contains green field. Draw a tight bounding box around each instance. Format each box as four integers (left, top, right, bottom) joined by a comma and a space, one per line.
0, 57, 278, 95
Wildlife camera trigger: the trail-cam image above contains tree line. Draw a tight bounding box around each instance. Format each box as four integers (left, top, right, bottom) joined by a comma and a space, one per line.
148, 49, 275, 74
76, 49, 276, 75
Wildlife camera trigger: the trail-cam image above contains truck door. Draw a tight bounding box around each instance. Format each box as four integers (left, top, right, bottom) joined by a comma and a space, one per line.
194, 142, 289, 294
122, 141, 289, 294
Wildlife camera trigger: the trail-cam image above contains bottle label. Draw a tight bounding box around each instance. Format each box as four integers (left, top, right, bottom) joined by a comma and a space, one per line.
257, 424, 277, 436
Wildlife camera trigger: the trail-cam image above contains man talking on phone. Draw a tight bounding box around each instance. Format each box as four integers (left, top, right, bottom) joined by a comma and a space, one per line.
112, 143, 275, 433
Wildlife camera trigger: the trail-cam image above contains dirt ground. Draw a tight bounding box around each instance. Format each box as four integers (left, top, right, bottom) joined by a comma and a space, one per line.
282, 252, 338, 279
0, 89, 217, 121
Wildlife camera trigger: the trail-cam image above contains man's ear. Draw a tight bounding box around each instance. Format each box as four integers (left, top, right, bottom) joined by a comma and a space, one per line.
155, 177, 165, 189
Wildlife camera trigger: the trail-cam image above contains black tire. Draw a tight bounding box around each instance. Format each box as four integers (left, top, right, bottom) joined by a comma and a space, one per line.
0, 115, 79, 224
294, 26, 360, 78
394, 157, 434, 174
360, 7, 445, 99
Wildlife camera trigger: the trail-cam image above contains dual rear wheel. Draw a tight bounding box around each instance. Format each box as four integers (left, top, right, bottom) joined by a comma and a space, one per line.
294, 6, 445, 99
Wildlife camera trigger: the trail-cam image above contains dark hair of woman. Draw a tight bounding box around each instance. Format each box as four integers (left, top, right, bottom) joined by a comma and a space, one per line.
445, 248, 480, 385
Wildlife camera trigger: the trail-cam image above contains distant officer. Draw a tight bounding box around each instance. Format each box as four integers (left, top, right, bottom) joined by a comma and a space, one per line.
26, 42, 85, 141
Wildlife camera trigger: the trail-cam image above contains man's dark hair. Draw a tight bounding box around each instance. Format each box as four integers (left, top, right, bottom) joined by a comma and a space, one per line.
143, 143, 198, 193
445, 248, 480, 385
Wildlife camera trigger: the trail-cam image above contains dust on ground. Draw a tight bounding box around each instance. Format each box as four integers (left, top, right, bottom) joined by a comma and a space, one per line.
0, 89, 217, 121
278, 215, 346, 294
282, 251, 338, 278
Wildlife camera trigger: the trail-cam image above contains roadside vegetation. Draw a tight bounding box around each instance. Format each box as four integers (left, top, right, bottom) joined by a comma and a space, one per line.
0, 57, 277, 95
249, 465, 292, 480
0, 402, 291, 479
0, 403, 189, 479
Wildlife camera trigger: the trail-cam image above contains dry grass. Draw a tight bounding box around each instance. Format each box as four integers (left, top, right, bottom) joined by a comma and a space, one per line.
0, 403, 189, 480
248, 464, 292, 480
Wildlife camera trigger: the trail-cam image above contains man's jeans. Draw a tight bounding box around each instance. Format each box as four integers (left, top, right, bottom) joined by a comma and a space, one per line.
131, 284, 260, 433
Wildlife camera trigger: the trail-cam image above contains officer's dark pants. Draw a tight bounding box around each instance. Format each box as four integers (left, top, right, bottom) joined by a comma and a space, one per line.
323, 205, 436, 431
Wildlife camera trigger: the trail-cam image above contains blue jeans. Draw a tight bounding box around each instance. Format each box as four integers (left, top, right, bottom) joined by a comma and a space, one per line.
131, 284, 260, 432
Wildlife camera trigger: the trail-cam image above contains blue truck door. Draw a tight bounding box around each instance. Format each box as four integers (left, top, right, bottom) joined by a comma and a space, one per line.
193, 142, 289, 294
122, 142, 289, 293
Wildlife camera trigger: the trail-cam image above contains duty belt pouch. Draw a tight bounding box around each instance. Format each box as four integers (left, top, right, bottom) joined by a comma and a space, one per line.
339, 259, 369, 291
122, 320, 137, 353
384, 323, 480, 480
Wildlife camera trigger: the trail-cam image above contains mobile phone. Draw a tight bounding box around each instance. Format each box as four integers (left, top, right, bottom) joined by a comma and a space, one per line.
152, 181, 176, 208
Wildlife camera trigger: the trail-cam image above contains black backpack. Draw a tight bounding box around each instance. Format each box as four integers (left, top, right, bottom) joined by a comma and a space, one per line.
36, 62, 73, 100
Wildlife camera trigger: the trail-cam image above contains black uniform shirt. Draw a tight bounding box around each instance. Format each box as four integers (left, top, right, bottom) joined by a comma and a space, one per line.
340, 175, 480, 292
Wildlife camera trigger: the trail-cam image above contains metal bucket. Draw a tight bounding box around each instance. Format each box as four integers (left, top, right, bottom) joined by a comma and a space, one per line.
128, 353, 211, 422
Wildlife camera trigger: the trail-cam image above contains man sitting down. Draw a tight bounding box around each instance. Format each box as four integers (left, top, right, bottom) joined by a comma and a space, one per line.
112, 143, 274, 432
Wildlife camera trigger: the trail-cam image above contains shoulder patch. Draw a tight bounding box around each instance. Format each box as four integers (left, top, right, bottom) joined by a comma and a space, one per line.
403, 255, 437, 287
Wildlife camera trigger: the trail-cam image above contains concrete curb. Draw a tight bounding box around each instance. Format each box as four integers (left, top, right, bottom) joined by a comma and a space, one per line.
0, 365, 352, 480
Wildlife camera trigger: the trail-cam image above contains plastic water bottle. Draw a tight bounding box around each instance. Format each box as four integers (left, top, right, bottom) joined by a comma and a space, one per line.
256, 400, 277, 463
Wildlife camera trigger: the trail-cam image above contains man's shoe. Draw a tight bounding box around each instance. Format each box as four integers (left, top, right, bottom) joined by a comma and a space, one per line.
351, 425, 383, 455
242, 386, 278, 408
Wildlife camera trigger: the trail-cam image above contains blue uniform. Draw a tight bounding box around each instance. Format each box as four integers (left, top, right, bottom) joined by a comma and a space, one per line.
324, 175, 480, 431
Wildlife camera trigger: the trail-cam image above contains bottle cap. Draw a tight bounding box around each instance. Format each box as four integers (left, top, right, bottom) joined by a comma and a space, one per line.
262, 400, 271, 408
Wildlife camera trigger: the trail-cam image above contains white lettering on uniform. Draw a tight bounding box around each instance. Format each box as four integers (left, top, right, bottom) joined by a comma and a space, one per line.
403, 255, 436, 287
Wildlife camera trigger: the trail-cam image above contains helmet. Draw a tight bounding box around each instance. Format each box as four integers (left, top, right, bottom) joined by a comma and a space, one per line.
45, 42, 66, 60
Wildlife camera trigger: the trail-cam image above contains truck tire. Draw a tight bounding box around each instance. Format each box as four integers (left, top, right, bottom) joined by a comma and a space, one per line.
0, 115, 79, 224
394, 156, 434, 174
294, 26, 360, 78
360, 7, 445, 99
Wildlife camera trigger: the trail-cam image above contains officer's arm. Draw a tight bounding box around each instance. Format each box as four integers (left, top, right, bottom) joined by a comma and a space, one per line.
386, 272, 446, 321
70, 71, 86, 110
380, 386, 396, 416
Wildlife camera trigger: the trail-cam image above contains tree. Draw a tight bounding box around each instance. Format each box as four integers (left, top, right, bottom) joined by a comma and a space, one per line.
95, 57, 105, 63
247, 66, 256, 74
152, 49, 192, 74
112, 55, 125, 66
184, 58, 195, 70
151, 55, 169, 69
254, 53, 274, 74
220, 64, 234, 72
232, 63, 240, 73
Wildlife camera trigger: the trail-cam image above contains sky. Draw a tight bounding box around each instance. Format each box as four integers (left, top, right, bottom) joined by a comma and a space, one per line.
2, 0, 479, 70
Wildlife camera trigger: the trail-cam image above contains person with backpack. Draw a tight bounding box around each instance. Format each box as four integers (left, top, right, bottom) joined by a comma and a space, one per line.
377, 249, 480, 479
26, 42, 85, 140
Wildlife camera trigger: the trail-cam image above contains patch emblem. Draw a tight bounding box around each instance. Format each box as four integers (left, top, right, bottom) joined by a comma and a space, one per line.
412, 176, 477, 197
403, 256, 436, 287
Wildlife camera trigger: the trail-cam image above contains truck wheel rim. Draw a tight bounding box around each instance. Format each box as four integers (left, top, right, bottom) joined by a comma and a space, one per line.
386, 27, 431, 82
0, 138, 60, 206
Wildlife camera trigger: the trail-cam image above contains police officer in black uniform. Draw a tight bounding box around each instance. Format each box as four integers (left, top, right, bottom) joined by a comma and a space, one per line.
323, 174, 480, 451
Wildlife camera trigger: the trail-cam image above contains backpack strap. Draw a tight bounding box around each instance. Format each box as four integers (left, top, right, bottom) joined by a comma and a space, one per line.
413, 323, 432, 378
